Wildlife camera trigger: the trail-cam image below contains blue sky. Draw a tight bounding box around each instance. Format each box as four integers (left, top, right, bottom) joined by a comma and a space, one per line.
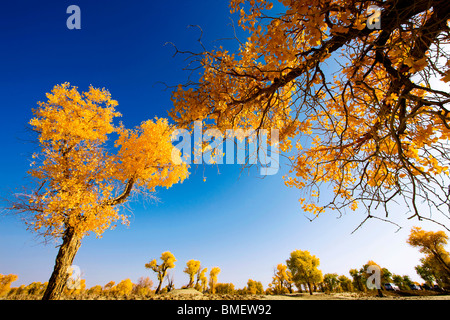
0, 0, 448, 290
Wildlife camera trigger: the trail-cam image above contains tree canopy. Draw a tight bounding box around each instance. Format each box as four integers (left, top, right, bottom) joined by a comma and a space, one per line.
145, 251, 177, 294
286, 249, 323, 294
170, 0, 450, 230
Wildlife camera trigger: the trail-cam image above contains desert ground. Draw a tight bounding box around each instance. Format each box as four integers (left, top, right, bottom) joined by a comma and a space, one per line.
4, 287, 449, 300
145, 288, 450, 300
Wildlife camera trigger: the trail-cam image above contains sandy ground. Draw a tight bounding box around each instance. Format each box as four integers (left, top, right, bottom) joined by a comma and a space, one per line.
161, 288, 450, 300
4, 288, 449, 300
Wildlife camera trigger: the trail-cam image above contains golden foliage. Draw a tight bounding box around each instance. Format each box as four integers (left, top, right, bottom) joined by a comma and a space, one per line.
408, 227, 449, 254
170, 0, 450, 228
145, 251, 177, 293
408, 227, 450, 280
195, 267, 208, 292
286, 250, 323, 294
0, 274, 18, 296
184, 259, 201, 288
245, 279, 264, 295
111, 279, 133, 296
209, 267, 221, 294
11, 83, 189, 239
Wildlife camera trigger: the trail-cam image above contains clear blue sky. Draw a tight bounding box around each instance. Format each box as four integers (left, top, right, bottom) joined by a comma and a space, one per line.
0, 0, 447, 290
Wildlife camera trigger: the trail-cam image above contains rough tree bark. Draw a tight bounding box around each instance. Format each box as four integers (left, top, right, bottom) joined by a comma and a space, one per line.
42, 226, 81, 300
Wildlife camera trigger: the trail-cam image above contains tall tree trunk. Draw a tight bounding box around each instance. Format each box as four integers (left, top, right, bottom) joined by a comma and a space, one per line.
155, 277, 163, 294
42, 227, 81, 300
155, 269, 167, 294
187, 277, 194, 288
308, 282, 313, 295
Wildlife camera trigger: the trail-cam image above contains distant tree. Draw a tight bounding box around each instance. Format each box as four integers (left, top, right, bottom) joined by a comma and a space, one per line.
132, 276, 153, 296
381, 268, 393, 284
184, 260, 201, 288
362, 260, 393, 284
64, 279, 86, 296
402, 275, 413, 288
12, 285, 27, 296
215, 283, 235, 294
286, 250, 323, 295
194, 265, 205, 289
103, 281, 115, 292
209, 267, 221, 294
349, 268, 366, 292
323, 273, 340, 293
6, 83, 189, 300
111, 279, 133, 297
268, 263, 292, 294
196, 267, 208, 293
338, 275, 353, 292
87, 285, 103, 296
26, 281, 48, 296
352, 260, 392, 297
145, 251, 177, 294
392, 274, 413, 290
392, 274, 405, 290
245, 279, 264, 295
0, 274, 18, 297
6, 287, 19, 297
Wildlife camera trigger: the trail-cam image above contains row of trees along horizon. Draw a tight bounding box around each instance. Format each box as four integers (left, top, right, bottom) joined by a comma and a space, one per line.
3, 0, 450, 300
1, 226, 449, 299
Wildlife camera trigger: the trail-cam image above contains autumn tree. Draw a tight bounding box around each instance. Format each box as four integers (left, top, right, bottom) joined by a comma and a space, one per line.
64, 279, 86, 297
10, 285, 27, 297
111, 279, 134, 297
286, 250, 323, 295
349, 268, 367, 292
323, 273, 340, 293
23, 281, 48, 297
362, 260, 392, 296
363, 260, 392, 284
103, 280, 115, 292
6, 83, 189, 300
132, 276, 153, 296
215, 283, 235, 294
0, 274, 18, 297
392, 274, 413, 290
195, 267, 208, 292
408, 227, 450, 288
349, 260, 392, 296
415, 255, 450, 289
170, 0, 450, 230
145, 251, 177, 294
245, 279, 264, 295
87, 285, 103, 296
184, 259, 201, 288
268, 263, 292, 294
338, 275, 353, 292
209, 267, 221, 294
408, 227, 450, 276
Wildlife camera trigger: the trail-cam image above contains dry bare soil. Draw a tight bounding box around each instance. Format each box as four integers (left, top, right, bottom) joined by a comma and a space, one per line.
4, 288, 449, 300
155, 288, 450, 300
